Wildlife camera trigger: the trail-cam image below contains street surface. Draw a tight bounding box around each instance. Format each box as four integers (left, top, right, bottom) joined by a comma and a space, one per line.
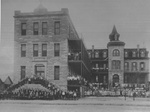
0, 97, 150, 112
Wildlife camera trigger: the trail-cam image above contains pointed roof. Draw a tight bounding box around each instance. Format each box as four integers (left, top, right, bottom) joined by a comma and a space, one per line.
110, 25, 119, 35
0, 78, 4, 84
34, 4, 48, 14
109, 25, 120, 41
4, 76, 13, 85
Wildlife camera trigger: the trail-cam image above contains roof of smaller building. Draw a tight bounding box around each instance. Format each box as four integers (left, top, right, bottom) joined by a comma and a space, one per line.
4, 76, 13, 85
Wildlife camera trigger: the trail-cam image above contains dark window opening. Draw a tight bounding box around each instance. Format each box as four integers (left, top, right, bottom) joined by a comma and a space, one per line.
21, 44, 26, 57
21, 23, 26, 35
54, 66, 60, 80
42, 22, 47, 35
54, 43, 60, 56
42, 44, 47, 56
54, 21, 60, 35
33, 44, 38, 57
33, 22, 39, 35
21, 66, 26, 80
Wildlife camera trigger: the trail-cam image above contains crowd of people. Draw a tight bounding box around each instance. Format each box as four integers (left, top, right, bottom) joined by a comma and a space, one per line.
68, 51, 81, 60
84, 87, 150, 98
67, 75, 88, 86
0, 75, 80, 100
0, 88, 79, 100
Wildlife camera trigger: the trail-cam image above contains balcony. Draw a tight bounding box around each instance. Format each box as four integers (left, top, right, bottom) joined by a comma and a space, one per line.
91, 67, 108, 73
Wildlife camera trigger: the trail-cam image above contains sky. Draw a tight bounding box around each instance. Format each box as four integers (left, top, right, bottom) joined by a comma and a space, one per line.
1, 0, 150, 81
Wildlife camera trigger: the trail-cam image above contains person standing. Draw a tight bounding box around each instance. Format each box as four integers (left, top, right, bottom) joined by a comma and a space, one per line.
133, 91, 136, 101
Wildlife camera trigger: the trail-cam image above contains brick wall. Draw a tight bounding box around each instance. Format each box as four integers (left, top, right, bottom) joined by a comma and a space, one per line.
14, 11, 70, 90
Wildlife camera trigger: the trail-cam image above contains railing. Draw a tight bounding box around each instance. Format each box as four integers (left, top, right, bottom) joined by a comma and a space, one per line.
91, 67, 108, 72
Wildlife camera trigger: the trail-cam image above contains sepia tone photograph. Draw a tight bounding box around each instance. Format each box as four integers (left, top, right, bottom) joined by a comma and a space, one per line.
1, 0, 150, 111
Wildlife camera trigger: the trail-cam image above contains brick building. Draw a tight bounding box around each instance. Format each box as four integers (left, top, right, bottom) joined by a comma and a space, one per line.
87, 26, 149, 89
14, 5, 91, 93
14, 6, 149, 92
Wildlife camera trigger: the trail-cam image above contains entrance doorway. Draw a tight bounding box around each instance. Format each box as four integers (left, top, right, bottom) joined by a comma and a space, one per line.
113, 74, 119, 87
35, 64, 45, 78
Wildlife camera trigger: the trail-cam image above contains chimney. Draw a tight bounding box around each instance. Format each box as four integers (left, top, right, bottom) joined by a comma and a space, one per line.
137, 44, 140, 57
92, 45, 94, 52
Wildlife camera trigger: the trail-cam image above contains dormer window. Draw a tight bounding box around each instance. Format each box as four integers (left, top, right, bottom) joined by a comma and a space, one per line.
125, 51, 128, 57
95, 51, 99, 58
88, 52, 91, 58
103, 51, 107, 58
140, 51, 145, 57
132, 51, 136, 57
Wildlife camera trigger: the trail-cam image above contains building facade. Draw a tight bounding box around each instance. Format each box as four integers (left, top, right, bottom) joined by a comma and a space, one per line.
87, 26, 149, 89
14, 6, 91, 93
14, 6, 149, 92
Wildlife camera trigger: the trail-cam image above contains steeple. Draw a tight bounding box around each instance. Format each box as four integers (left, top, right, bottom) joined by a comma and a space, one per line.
109, 25, 120, 41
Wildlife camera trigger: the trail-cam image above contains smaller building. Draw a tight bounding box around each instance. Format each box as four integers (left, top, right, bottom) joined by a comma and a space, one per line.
87, 26, 149, 89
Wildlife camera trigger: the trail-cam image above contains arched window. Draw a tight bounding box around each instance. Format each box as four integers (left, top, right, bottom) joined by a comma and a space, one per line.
113, 74, 119, 83
140, 51, 145, 57
125, 51, 128, 58
140, 62, 145, 71
113, 49, 120, 56
132, 51, 136, 57
103, 51, 107, 58
95, 51, 99, 58
132, 62, 137, 71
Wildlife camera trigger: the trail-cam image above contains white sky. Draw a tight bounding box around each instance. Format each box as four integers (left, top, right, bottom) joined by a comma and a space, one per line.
1, 0, 150, 80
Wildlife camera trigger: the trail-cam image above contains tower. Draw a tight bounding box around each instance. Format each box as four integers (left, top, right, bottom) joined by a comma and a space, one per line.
107, 26, 125, 88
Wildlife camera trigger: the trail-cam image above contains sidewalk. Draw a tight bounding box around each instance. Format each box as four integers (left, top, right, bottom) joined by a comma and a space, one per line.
0, 97, 150, 107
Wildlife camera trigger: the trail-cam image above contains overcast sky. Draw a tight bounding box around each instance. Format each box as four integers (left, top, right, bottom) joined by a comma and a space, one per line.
1, 0, 150, 80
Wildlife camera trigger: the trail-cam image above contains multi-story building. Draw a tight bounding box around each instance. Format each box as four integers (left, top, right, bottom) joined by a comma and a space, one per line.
87, 26, 149, 89
14, 5, 149, 92
14, 5, 91, 94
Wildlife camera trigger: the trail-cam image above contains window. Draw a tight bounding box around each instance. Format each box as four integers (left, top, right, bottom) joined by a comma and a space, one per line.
21, 23, 26, 35
124, 62, 129, 70
140, 62, 145, 71
125, 51, 128, 58
116, 61, 121, 69
132, 51, 136, 57
88, 52, 91, 58
103, 51, 107, 58
42, 44, 47, 56
140, 51, 145, 57
33, 22, 39, 35
112, 60, 116, 69
54, 43, 60, 56
33, 44, 38, 57
54, 21, 60, 35
21, 44, 26, 57
132, 62, 137, 71
21, 66, 26, 80
95, 51, 99, 58
35, 64, 45, 77
112, 60, 121, 69
54, 66, 60, 80
96, 63, 99, 68
42, 22, 47, 35
113, 49, 120, 56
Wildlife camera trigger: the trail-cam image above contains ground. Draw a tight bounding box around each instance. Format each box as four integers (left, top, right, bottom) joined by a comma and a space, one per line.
0, 97, 150, 112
